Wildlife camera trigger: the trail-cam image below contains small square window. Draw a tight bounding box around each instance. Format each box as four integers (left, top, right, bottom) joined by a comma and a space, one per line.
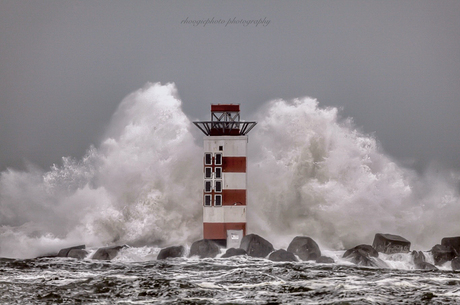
205, 180, 212, 192
205, 167, 212, 178
204, 195, 212, 206
215, 195, 222, 206
205, 153, 212, 165
215, 167, 222, 179
215, 153, 222, 165
215, 180, 222, 192
219, 146, 223, 151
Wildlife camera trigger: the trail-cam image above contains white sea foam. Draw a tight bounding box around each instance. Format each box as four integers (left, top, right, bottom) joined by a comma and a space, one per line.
0, 82, 459, 259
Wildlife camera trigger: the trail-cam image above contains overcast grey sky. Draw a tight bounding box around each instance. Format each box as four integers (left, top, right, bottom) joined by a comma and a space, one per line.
1, 0, 459, 173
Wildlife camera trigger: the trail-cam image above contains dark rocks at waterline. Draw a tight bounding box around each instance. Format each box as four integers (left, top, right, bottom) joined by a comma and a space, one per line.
451, 256, 460, 271
189, 239, 220, 259
343, 245, 388, 268
92, 245, 126, 261
286, 236, 321, 261
372, 233, 411, 254
431, 244, 456, 266
221, 248, 247, 258
268, 249, 297, 262
411, 251, 437, 270
239, 234, 274, 258
316, 256, 335, 264
343, 245, 378, 259
68, 249, 89, 260
157, 246, 185, 260
417, 261, 438, 271
441, 237, 460, 255
57, 245, 86, 258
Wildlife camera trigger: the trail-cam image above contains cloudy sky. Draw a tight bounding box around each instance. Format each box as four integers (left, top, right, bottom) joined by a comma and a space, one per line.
1, 0, 459, 173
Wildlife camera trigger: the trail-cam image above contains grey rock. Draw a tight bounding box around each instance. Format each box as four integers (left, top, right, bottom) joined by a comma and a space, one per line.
451, 256, 460, 271
316, 256, 334, 264
67, 249, 89, 259
441, 237, 460, 255
189, 239, 220, 259
92, 245, 126, 261
268, 249, 297, 262
287, 236, 321, 261
343, 245, 387, 268
372, 233, 411, 254
239, 234, 274, 258
157, 246, 185, 260
57, 245, 86, 257
431, 244, 456, 266
411, 250, 426, 266
221, 248, 247, 258
416, 261, 438, 271
343, 245, 378, 259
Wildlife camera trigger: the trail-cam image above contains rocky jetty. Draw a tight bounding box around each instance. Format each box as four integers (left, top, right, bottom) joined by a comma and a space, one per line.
268, 249, 297, 262
157, 246, 185, 260
372, 233, 411, 254
239, 234, 274, 258
189, 239, 220, 258
286, 236, 321, 261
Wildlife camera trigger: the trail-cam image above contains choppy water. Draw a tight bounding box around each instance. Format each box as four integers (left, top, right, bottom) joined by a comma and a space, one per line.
2, 247, 460, 304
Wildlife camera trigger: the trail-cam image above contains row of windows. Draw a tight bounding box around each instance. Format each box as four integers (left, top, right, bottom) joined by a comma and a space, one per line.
205, 167, 222, 179
205, 153, 222, 165
204, 194, 222, 206
205, 180, 222, 192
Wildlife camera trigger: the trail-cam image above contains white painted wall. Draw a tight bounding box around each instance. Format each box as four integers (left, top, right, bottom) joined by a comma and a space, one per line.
203, 206, 246, 223
223, 172, 246, 189
203, 136, 247, 157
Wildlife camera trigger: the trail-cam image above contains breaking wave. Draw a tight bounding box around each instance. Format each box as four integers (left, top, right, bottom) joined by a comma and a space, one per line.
0, 83, 459, 258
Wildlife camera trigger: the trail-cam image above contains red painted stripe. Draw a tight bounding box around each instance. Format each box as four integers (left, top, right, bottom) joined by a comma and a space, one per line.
203, 222, 246, 240
222, 157, 246, 172
222, 189, 246, 206
211, 104, 240, 112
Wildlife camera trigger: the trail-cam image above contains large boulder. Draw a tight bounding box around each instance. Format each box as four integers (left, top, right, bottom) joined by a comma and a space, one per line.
189, 239, 220, 259
239, 234, 274, 258
431, 244, 456, 266
268, 249, 297, 262
67, 249, 89, 260
92, 245, 126, 261
221, 248, 247, 258
286, 236, 321, 261
372, 233, 411, 254
451, 256, 460, 271
316, 256, 335, 264
411, 251, 437, 270
441, 237, 460, 255
57, 245, 86, 257
343, 245, 378, 258
343, 245, 387, 268
157, 246, 185, 260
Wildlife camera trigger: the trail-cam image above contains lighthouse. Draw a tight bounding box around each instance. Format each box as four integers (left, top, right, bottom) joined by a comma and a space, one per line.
194, 104, 257, 248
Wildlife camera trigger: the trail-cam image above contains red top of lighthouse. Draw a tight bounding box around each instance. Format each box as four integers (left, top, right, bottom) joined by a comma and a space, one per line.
194, 104, 257, 136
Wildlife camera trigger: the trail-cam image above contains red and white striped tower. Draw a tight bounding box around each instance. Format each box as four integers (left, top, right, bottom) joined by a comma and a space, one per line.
194, 104, 257, 247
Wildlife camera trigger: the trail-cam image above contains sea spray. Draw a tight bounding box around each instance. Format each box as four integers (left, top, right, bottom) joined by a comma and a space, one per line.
0, 83, 459, 258
248, 97, 460, 250
0, 83, 202, 258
